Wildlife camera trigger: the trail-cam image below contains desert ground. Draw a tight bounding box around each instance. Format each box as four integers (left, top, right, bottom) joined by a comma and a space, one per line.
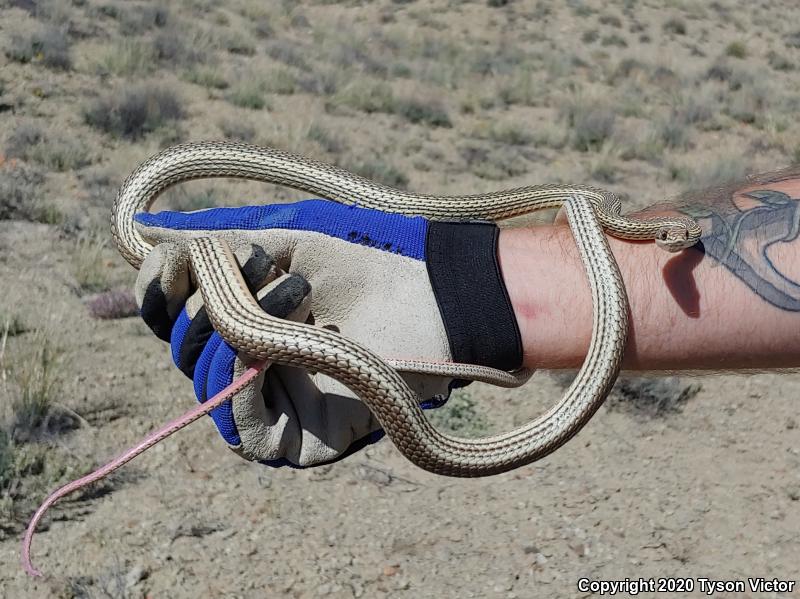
1, 0, 799, 597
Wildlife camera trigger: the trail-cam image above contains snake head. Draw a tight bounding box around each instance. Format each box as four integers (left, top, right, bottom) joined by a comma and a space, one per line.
655, 224, 699, 252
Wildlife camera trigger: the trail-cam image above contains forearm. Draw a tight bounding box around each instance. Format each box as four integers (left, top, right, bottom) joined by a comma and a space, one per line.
499, 171, 800, 370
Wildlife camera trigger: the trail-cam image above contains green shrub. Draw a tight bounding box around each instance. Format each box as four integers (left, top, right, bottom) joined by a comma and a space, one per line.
581, 30, 599, 43
599, 14, 622, 28
428, 390, 490, 437
725, 41, 747, 59
84, 83, 185, 139
227, 80, 268, 110
5, 122, 90, 172
338, 158, 409, 189
331, 79, 397, 114
218, 117, 256, 142
767, 51, 793, 72
601, 33, 628, 47
0, 163, 60, 223
263, 69, 297, 95
5, 27, 71, 70
307, 124, 343, 154
561, 95, 616, 152
663, 17, 687, 35
459, 143, 529, 180
395, 97, 452, 128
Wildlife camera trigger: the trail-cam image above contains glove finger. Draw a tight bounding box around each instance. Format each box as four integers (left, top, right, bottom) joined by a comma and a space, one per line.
199, 273, 313, 445
200, 271, 313, 399
136, 242, 191, 342
171, 244, 278, 379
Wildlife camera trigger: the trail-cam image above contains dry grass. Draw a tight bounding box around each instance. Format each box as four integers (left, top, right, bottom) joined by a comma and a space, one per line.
560, 92, 617, 152
5, 121, 90, 172
0, 162, 61, 224
607, 377, 702, 418
0, 328, 96, 533
4, 26, 71, 70
6, 332, 64, 443
95, 39, 158, 77
71, 232, 111, 293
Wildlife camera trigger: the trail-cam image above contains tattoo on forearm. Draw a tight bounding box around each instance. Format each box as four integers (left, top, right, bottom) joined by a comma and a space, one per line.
678, 186, 800, 311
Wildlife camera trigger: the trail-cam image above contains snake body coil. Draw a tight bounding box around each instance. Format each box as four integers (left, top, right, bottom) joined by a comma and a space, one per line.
22, 140, 701, 577
111, 141, 700, 476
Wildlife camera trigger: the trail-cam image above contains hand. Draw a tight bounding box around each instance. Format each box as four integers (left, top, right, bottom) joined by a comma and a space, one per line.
134, 199, 523, 466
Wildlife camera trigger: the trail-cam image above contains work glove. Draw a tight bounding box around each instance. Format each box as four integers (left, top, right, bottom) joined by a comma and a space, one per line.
134, 199, 523, 467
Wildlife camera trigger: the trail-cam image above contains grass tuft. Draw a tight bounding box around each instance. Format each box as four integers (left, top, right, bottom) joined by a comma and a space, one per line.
71, 233, 110, 293
184, 66, 229, 90
9, 342, 61, 442
95, 40, 157, 77
1, 314, 27, 337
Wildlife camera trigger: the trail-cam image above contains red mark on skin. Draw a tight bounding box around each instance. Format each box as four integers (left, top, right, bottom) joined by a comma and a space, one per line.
514, 302, 540, 322
663, 243, 705, 318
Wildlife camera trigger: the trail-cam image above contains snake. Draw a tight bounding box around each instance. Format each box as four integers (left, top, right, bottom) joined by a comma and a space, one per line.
21, 141, 701, 576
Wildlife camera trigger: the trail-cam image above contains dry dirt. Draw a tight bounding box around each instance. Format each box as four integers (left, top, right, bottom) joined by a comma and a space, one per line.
0, 0, 799, 597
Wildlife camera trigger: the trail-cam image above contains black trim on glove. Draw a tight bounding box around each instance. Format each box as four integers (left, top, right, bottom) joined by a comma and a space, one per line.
425, 221, 523, 371
179, 273, 310, 380
140, 277, 175, 342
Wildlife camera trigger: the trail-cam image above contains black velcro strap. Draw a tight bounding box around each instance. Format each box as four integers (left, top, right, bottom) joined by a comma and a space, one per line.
426, 221, 522, 371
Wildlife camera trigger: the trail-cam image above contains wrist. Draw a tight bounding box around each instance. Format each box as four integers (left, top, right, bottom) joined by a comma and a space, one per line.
498, 225, 594, 369
425, 221, 523, 370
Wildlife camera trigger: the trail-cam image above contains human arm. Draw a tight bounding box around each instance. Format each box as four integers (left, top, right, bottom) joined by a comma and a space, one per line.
501, 167, 800, 371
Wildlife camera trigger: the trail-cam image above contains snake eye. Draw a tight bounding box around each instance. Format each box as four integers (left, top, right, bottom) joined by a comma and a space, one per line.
659, 231, 668, 241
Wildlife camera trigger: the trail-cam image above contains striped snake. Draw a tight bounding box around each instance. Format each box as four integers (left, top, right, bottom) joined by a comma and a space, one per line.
22, 141, 700, 576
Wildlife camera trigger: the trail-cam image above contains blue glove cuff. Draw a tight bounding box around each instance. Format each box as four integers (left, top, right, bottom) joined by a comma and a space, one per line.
136, 199, 429, 261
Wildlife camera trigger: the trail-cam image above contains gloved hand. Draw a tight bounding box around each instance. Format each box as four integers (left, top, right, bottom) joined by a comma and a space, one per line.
134, 199, 523, 467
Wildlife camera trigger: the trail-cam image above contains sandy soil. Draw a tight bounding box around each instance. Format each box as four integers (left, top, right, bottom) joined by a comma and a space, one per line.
1, 0, 799, 597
